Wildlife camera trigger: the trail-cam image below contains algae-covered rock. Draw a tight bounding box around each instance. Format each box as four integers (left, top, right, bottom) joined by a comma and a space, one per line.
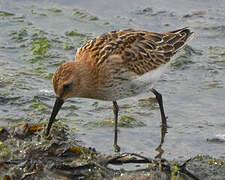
0, 123, 224, 179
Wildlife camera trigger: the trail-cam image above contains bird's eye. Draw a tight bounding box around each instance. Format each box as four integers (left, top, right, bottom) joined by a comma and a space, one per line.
63, 83, 72, 90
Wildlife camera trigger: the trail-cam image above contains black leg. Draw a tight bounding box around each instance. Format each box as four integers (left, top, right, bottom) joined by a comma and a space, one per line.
113, 101, 120, 152
151, 88, 167, 127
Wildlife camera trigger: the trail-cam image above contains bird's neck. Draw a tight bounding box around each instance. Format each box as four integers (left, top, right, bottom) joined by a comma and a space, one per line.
73, 58, 99, 99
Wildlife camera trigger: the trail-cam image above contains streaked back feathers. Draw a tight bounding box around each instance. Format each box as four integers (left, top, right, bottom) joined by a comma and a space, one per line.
77, 27, 193, 75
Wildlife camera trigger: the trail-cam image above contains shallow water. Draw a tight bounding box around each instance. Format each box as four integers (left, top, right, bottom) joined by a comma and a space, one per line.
0, 0, 225, 161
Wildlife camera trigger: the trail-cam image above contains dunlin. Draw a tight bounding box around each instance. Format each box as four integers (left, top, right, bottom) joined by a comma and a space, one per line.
46, 27, 193, 151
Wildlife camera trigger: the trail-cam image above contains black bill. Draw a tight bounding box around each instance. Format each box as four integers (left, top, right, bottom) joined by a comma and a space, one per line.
46, 97, 64, 135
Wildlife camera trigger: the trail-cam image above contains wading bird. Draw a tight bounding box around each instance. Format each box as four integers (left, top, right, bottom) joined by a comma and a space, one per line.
46, 27, 193, 152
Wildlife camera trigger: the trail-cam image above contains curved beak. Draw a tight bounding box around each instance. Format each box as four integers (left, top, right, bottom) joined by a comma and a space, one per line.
46, 97, 64, 135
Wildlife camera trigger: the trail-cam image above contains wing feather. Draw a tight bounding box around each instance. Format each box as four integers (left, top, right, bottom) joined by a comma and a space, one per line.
76, 27, 193, 75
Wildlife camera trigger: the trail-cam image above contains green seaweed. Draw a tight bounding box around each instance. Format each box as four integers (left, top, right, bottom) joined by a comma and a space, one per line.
89, 16, 99, 21
0, 11, 14, 16
102, 22, 110, 26
92, 101, 99, 108
47, 8, 62, 13
65, 30, 86, 37
9, 28, 28, 41
31, 29, 47, 39
31, 97, 48, 111
72, 9, 98, 21
31, 96, 37, 102
2, 92, 10, 97
77, 36, 93, 47
64, 41, 72, 50
31, 10, 47, 16
120, 104, 132, 109
41, 72, 53, 79
96, 119, 114, 126
207, 80, 222, 89
40, 13, 47, 16
68, 105, 78, 110
89, 115, 145, 128
0, 141, 9, 157
31, 38, 50, 56
171, 165, 183, 180
31, 10, 37, 15
34, 67, 53, 79
119, 115, 145, 128
33, 103, 39, 109
32, 96, 40, 109
2, 117, 25, 122
119, 115, 135, 127
30, 56, 42, 64
72, 9, 88, 19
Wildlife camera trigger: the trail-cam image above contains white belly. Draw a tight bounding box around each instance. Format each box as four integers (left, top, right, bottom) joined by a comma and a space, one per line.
109, 63, 169, 100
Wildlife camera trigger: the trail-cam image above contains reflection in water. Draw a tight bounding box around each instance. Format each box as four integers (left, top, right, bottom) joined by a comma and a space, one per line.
155, 125, 167, 159
113, 115, 168, 157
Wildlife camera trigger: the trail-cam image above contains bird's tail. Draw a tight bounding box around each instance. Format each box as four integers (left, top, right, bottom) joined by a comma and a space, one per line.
163, 27, 193, 51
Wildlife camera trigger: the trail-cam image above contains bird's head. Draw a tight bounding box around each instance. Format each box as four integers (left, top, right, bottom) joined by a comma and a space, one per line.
46, 61, 79, 135
46, 58, 98, 135
52, 61, 78, 100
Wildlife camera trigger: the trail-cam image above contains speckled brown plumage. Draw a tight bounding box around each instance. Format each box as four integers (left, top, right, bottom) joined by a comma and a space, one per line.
77, 27, 193, 75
